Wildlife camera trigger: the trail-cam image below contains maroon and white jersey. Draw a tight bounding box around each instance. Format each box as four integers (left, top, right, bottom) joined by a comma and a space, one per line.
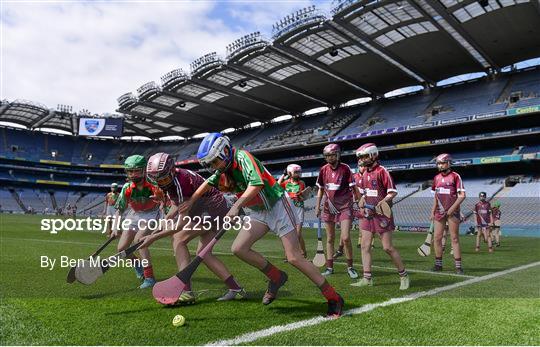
492, 207, 501, 221
474, 201, 492, 226
431, 171, 465, 214
357, 163, 397, 206
353, 171, 363, 189
316, 163, 354, 213
164, 168, 228, 217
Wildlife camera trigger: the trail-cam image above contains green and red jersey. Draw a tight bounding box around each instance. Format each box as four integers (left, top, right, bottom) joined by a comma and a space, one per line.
207, 148, 284, 211
280, 178, 306, 208
115, 180, 160, 212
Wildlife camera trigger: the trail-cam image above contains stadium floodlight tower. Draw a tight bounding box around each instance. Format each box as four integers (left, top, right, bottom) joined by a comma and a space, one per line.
136, 81, 161, 101
190, 52, 225, 77
272, 5, 326, 40
226, 32, 269, 61
161, 68, 190, 91
116, 92, 138, 110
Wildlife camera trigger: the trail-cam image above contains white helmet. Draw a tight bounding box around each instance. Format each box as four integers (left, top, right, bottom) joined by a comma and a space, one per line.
286, 164, 302, 176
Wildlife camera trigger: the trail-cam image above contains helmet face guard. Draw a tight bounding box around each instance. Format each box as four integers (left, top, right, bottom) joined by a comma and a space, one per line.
436, 153, 452, 172
479, 192, 487, 200
147, 153, 175, 188
197, 133, 233, 171
323, 144, 340, 164
356, 143, 378, 167
124, 155, 147, 183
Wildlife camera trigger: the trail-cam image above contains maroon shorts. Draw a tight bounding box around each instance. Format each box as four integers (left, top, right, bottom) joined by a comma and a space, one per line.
434, 210, 460, 222
360, 215, 395, 234
190, 195, 230, 219
321, 207, 352, 224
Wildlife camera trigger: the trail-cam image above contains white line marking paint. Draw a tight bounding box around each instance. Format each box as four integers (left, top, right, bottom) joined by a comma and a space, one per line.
207, 261, 540, 346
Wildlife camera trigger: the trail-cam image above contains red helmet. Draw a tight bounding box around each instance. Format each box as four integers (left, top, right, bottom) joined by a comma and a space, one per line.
435, 153, 452, 164
356, 143, 378, 160
146, 152, 175, 187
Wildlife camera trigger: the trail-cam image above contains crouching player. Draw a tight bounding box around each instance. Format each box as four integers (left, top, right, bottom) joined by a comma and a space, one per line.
278, 164, 307, 258
113, 155, 160, 288
179, 133, 344, 317
351, 143, 409, 290
474, 192, 493, 253
315, 144, 359, 279
431, 154, 466, 274
138, 152, 246, 303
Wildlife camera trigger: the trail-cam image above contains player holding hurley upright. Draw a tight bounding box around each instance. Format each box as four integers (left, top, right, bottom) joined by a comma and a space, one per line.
178, 133, 344, 317
491, 200, 502, 247
431, 153, 466, 274
102, 182, 119, 236
315, 144, 359, 279
351, 143, 409, 290
474, 192, 493, 253
138, 152, 246, 303
278, 164, 308, 258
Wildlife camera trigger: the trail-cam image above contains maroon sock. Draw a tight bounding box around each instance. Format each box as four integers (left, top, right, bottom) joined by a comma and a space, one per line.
224, 276, 241, 290
326, 259, 334, 269
347, 258, 353, 268
143, 265, 154, 279
320, 280, 340, 301
185, 281, 192, 291
261, 261, 282, 283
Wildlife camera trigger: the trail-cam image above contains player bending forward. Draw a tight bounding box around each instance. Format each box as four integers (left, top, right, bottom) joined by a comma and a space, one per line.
315, 144, 359, 279
278, 164, 308, 258
474, 192, 493, 253
351, 143, 409, 290
113, 155, 160, 288
431, 154, 466, 274
138, 152, 246, 303
178, 133, 344, 317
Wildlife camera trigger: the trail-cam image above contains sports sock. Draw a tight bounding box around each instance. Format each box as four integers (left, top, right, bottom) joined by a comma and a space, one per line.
319, 280, 340, 302
347, 258, 353, 268
363, 271, 372, 280
224, 276, 242, 290
398, 268, 408, 277
326, 259, 334, 269
435, 257, 443, 267
454, 257, 462, 269
143, 265, 154, 279
261, 261, 282, 283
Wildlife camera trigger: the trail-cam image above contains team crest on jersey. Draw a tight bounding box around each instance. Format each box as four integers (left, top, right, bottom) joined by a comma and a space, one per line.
371, 179, 377, 188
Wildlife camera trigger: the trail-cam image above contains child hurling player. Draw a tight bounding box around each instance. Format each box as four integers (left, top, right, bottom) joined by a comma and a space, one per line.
352, 143, 409, 290
103, 182, 119, 236
113, 155, 160, 289
431, 153, 466, 274
138, 152, 246, 303
178, 133, 345, 317
315, 143, 359, 279
474, 192, 493, 253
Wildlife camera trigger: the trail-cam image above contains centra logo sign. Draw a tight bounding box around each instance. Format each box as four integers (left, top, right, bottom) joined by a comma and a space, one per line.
480, 157, 502, 164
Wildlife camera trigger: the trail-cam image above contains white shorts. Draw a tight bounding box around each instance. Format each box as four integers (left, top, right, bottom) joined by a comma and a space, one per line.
249, 195, 296, 238
293, 205, 304, 226
106, 205, 116, 217
123, 208, 160, 232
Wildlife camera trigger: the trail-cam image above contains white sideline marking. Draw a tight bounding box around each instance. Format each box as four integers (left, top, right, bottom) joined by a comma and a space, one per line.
207, 261, 540, 346
3, 237, 474, 279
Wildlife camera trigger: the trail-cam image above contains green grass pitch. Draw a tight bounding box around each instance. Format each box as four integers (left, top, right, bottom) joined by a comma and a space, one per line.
1, 214, 539, 345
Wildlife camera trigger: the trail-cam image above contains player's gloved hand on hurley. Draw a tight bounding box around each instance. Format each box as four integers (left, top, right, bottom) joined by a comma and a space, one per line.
282, 169, 289, 180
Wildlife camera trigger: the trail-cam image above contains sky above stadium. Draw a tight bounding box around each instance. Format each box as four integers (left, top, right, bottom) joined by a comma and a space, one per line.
1, 1, 539, 118
1, 0, 332, 115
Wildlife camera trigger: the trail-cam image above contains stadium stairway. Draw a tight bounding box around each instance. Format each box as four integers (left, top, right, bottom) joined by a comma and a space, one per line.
50, 192, 58, 210
10, 190, 28, 213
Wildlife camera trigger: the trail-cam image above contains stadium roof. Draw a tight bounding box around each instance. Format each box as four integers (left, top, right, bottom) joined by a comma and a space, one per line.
2, 0, 539, 138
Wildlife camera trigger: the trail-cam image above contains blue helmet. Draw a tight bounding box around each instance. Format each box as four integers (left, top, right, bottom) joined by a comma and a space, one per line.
197, 133, 233, 169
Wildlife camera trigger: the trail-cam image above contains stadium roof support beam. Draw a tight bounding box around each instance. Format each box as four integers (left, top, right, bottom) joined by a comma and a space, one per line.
31, 110, 57, 129
326, 20, 432, 85
160, 90, 258, 122
410, 0, 497, 70
138, 100, 226, 130
120, 108, 207, 133
190, 78, 292, 114
122, 121, 157, 138
226, 64, 329, 106
269, 45, 373, 96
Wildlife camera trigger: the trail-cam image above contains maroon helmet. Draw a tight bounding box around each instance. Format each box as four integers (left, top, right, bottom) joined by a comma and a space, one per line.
146, 152, 175, 187
435, 153, 452, 164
